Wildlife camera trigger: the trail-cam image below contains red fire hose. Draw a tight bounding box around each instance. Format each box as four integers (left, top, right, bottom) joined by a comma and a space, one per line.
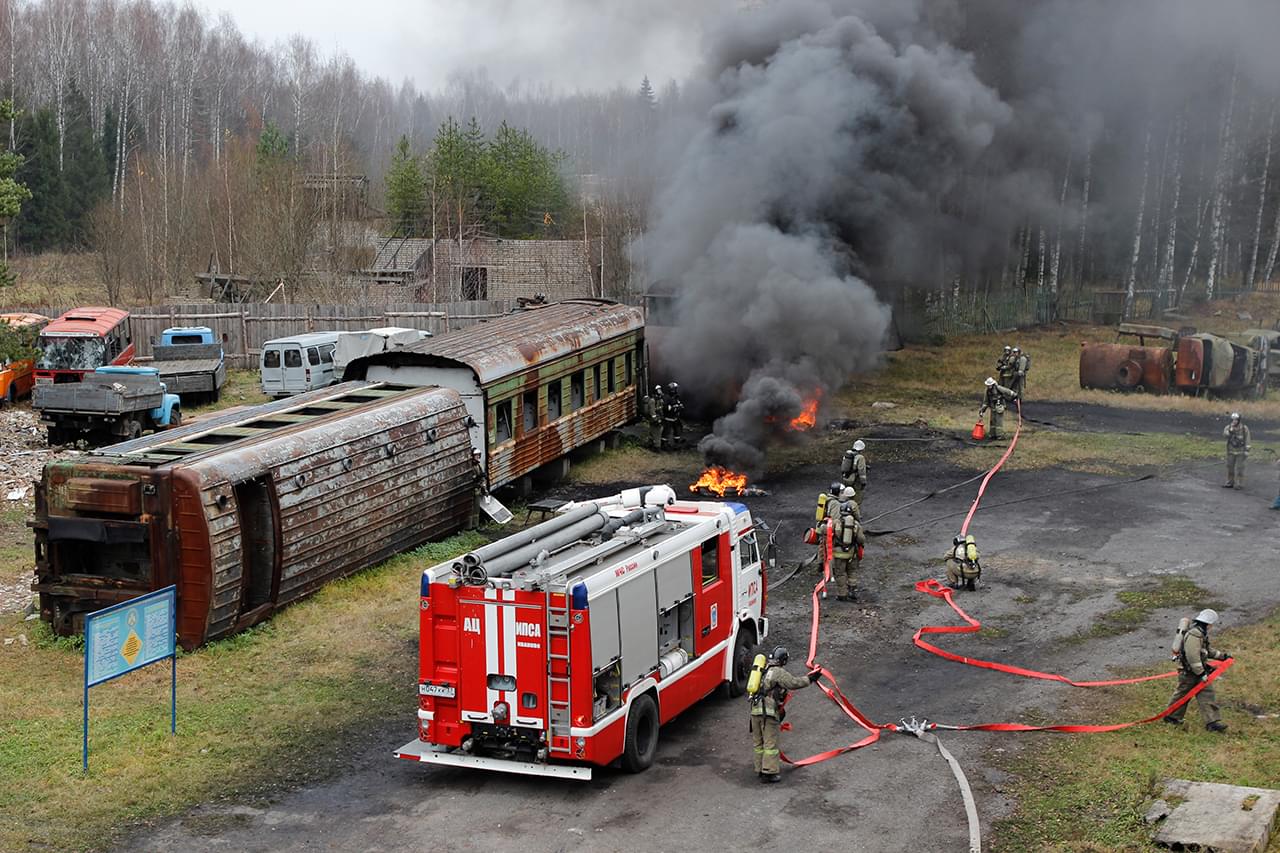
780, 398, 1234, 766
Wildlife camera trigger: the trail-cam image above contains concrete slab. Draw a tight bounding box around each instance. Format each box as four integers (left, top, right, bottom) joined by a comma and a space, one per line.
1154, 779, 1280, 853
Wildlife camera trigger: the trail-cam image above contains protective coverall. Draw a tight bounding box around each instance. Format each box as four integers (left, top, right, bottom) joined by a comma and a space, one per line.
1224, 421, 1250, 488
979, 382, 1018, 440
1166, 622, 1227, 729
828, 505, 866, 600
946, 538, 981, 590
840, 450, 868, 505
750, 664, 812, 777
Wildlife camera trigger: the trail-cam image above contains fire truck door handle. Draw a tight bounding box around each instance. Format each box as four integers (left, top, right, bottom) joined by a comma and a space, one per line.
701, 626, 711, 637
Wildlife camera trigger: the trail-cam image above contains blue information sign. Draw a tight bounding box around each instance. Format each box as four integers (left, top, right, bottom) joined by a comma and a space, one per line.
83, 585, 177, 771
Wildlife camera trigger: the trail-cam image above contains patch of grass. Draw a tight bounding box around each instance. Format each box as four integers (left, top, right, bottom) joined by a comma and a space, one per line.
993, 608, 1280, 852
569, 442, 697, 486
978, 625, 1010, 639
0, 529, 486, 852
184, 369, 270, 417
1070, 577, 1219, 643
945, 428, 1219, 476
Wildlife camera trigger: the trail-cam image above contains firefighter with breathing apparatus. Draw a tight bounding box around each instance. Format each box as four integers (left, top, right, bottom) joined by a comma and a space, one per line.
945, 534, 982, 591
747, 646, 820, 783
1223, 412, 1250, 489
1165, 609, 1229, 732
978, 376, 1018, 441
829, 488, 866, 601
840, 439, 869, 505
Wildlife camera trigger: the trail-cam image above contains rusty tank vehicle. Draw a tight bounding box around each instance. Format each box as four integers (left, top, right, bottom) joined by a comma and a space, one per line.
1080, 323, 1269, 399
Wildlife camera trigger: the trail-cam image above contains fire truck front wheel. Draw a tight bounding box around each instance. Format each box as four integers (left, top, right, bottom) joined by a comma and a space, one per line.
621, 693, 659, 773
725, 622, 757, 698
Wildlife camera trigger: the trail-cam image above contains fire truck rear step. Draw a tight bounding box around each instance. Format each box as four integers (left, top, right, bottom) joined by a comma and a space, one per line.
394, 739, 592, 780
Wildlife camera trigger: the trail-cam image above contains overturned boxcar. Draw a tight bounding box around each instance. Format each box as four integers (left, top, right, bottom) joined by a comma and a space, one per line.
346, 298, 645, 490
33, 382, 476, 648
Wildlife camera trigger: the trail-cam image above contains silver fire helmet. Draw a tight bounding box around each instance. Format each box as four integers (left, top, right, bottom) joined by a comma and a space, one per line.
1195, 609, 1219, 626
852, 439, 866, 452
985, 377, 996, 386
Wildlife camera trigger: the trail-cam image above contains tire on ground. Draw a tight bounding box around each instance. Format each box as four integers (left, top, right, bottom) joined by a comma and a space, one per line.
726, 621, 757, 698
621, 692, 659, 773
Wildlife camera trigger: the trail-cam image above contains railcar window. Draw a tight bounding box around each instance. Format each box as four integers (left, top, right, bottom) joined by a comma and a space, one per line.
607, 358, 616, 393
522, 391, 537, 432
495, 399, 513, 443
547, 380, 562, 421
624, 352, 633, 386
264, 350, 281, 368
285, 349, 303, 368
700, 538, 720, 586
571, 371, 585, 411
307, 347, 321, 366
593, 364, 602, 401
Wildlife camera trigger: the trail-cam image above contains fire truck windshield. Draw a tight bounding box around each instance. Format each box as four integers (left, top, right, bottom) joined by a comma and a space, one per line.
37, 336, 106, 370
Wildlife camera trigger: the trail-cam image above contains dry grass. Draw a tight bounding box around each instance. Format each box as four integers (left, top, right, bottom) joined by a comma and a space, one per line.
183, 369, 270, 418
0, 531, 486, 852
0, 252, 110, 308
993, 608, 1280, 851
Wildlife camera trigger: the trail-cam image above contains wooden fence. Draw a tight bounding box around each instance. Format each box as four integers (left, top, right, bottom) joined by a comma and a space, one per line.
0, 300, 519, 368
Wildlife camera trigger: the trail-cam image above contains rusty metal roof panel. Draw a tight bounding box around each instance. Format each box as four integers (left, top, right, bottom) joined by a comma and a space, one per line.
353, 299, 644, 385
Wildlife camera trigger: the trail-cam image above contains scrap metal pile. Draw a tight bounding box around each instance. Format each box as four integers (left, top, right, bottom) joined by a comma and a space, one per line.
1079, 323, 1271, 399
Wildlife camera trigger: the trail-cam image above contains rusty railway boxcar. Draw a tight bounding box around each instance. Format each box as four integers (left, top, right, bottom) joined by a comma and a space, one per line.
33, 381, 477, 649
347, 299, 645, 490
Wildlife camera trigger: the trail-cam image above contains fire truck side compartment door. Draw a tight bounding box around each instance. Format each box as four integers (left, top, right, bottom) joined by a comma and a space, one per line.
617, 575, 659, 686
590, 590, 620, 667
655, 552, 693, 610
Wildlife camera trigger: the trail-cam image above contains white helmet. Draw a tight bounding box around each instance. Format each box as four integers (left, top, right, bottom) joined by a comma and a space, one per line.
839, 486, 855, 501
1195, 609, 1219, 626
1230, 412, 1240, 421
852, 439, 866, 452
984, 377, 996, 386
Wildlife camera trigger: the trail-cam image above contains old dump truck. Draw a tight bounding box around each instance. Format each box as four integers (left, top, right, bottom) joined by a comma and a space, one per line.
32, 365, 182, 445
151, 326, 227, 404
1080, 323, 1269, 399
0, 313, 48, 404
33, 381, 477, 648
396, 486, 772, 779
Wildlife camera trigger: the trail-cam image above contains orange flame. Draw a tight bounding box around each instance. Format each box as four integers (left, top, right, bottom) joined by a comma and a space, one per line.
788, 394, 821, 431
689, 465, 749, 497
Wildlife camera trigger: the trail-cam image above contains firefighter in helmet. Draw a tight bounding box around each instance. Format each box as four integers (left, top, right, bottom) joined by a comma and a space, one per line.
643, 385, 666, 450
828, 491, 866, 601
663, 382, 685, 449
1010, 347, 1030, 398
978, 377, 1018, 440
945, 533, 981, 591
1223, 412, 1250, 489
840, 439, 868, 506
1165, 609, 1229, 732
749, 646, 820, 782
997, 345, 1014, 386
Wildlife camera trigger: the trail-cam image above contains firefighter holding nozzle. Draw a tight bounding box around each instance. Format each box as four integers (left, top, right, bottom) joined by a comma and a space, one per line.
748, 646, 820, 783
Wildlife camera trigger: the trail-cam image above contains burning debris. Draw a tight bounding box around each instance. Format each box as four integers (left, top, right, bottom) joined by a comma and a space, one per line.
788, 393, 821, 432
689, 465, 769, 498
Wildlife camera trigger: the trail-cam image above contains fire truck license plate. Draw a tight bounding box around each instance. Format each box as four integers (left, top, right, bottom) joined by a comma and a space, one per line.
419, 682, 456, 698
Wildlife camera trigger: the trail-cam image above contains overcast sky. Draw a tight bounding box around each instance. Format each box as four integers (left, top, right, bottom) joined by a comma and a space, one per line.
205, 0, 729, 92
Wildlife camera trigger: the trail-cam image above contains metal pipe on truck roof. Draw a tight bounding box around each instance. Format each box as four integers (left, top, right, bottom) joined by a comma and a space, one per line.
480, 511, 613, 577
454, 504, 601, 572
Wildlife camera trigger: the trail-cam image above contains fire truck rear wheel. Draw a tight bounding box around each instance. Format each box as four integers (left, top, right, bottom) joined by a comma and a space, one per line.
621, 693, 659, 773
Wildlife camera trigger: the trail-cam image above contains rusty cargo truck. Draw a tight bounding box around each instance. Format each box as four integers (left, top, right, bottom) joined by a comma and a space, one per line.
33, 381, 477, 648
346, 299, 645, 491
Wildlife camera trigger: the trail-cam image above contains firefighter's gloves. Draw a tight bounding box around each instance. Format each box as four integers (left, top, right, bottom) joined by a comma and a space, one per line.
807, 669, 822, 683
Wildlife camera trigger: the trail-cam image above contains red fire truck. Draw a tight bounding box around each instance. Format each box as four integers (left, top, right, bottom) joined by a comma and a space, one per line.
395, 485, 774, 779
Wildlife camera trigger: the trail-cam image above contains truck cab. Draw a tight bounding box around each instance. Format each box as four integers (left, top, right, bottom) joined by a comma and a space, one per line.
153, 326, 227, 404
0, 313, 49, 404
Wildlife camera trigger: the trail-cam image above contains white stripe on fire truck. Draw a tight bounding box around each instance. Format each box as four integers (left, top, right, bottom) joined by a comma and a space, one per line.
484, 597, 500, 712
502, 598, 517, 709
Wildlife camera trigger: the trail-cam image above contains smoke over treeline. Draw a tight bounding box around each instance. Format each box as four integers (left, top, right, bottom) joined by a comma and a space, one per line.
639, 0, 1280, 476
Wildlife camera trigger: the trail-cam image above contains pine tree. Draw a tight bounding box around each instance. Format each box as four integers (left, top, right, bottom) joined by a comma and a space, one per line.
0, 100, 32, 287
13, 107, 69, 252
384, 135, 426, 234
638, 76, 657, 110
256, 122, 289, 168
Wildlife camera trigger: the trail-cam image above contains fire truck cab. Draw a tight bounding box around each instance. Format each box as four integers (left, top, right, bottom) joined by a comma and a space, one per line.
396, 485, 772, 780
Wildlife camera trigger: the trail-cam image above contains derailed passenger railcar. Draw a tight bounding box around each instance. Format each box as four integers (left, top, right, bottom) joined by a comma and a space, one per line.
33, 382, 476, 648
346, 299, 645, 490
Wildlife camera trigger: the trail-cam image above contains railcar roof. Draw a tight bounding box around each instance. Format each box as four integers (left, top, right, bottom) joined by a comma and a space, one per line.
351, 299, 643, 385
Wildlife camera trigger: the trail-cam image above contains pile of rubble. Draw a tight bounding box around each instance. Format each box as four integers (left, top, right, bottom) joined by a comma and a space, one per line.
0, 407, 59, 505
